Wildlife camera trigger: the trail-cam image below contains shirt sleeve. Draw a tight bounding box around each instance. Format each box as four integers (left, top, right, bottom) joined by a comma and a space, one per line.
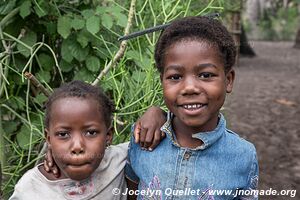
239, 148, 259, 200
124, 131, 140, 184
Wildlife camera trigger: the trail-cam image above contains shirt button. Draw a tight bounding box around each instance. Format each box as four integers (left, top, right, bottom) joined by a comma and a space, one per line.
183, 151, 192, 160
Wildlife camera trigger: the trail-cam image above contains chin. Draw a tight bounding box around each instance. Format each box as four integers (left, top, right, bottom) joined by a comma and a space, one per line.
64, 167, 94, 181
66, 171, 91, 181
69, 174, 90, 181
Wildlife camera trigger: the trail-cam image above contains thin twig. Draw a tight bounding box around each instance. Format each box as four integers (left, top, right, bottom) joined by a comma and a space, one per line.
92, 0, 136, 86
118, 13, 220, 41
24, 72, 51, 97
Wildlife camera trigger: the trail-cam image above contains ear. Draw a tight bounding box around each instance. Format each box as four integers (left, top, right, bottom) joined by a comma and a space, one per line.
225, 69, 235, 93
106, 127, 113, 145
44, 128, 51, 149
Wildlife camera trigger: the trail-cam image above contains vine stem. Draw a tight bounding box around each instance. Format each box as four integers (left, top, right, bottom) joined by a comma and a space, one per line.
92, 0, 136, 86
24, 72, 51, 97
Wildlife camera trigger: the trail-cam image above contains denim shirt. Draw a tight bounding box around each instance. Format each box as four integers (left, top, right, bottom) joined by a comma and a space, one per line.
125, 112, 259, 200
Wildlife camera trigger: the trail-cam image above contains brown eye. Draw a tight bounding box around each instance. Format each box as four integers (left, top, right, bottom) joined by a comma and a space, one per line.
56, 131, 70, 139
85, 130, 99, 137
167, 74, 182, 80
199, 72, 214, 79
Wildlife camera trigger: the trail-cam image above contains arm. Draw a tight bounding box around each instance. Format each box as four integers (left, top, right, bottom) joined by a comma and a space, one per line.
133, 106, 167, 151
126, 177, 138, 200
238, 150, 259, 200
125, 136, 141, 200
44, 106, 167, 176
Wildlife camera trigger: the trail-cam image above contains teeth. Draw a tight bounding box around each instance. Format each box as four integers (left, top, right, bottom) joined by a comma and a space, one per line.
183, 104, 203, 109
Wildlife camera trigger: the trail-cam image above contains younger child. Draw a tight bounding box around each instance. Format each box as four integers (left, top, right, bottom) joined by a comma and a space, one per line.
9, 80, 164, 200
125, 16, 259, 200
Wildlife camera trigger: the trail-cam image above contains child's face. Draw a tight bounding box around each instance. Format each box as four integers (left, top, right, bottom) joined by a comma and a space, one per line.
45, 97, 112, 181
161, 39, 234, 133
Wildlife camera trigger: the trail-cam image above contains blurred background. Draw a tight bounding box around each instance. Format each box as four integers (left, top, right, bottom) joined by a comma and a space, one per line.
0, 0, 299, 199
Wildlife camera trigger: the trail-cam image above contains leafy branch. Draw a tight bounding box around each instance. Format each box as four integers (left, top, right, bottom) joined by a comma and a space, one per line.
92, 0, 136, 85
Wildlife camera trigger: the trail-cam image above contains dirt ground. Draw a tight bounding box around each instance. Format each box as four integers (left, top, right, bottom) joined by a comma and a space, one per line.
224, 41, 300, 199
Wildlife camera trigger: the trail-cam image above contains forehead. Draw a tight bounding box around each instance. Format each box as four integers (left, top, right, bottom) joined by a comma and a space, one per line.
49, 97, 103, 124
163, 39, 224, 69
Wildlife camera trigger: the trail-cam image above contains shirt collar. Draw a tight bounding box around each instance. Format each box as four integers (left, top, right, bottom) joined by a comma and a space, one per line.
160, 111, 226, 150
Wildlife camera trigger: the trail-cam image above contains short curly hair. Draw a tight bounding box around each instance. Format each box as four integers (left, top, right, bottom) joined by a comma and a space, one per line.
44, 80, 115, 129
154, 16, 236, 73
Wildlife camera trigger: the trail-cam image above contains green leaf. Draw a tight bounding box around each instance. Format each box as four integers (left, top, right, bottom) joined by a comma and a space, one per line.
61, 38, 74, 63
71, 16, 85, 30
132, 71, 146, 83
34, 94, 48, 106
101, 13, 113, 29
135, 56, 152, 69
0, 0, 16, 15
16, 125, 39, 150
86, 56, 100, 72
59, 59, 74, 72
77, 29, 90, 48
33, 5, 47, 18
95, 6, 106, 15
57, 16, 72, 39
86, 16, 100, 34
2, 121, 19, 134
14, 97, 26, 110
73, 68, 94, 82
17, 31, 37, 57
38, 53, 54, 71
107, 6, 123, 14
20, 0, 31, 18
69, 41, 89, 62
46, 22, 56, 34
81, 9, 94, 19
126, 50, 140, 59
36, 71, 51, 83
114, 13, 127, 28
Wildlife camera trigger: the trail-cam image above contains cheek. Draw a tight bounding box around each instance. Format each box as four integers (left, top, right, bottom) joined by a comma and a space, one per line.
88, 140, 106, 162
207, 83, 226, 102
51, 148, 69, 174
162, 83, 176, 101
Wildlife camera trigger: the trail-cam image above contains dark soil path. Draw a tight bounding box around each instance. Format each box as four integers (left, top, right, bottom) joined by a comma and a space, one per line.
224, 41, 300, 200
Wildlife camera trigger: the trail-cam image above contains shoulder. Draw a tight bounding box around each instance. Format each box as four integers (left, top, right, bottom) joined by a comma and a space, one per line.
9, 166, 44, 199
97, 142, 129, 172
106, 142, 129, 159
15, 166, 40, 187
223, 128, 256, 153
218, 128, 258, 170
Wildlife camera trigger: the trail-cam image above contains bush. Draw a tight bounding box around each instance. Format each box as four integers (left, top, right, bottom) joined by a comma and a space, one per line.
0, 0, 224, 198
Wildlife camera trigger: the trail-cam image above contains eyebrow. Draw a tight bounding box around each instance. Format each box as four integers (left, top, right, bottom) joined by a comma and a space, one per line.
165, 63, 217, 72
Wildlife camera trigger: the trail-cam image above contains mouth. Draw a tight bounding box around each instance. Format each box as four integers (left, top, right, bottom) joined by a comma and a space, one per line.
67, 160, 91, 167
178, 103, 207, 115
180, 103, 207, 110
181, 103, 206, 110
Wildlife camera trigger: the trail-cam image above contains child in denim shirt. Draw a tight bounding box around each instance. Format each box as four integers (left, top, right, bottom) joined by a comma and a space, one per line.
125, 16, 259, 200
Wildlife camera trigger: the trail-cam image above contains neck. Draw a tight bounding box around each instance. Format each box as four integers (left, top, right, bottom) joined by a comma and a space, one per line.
172, 115, 219, 148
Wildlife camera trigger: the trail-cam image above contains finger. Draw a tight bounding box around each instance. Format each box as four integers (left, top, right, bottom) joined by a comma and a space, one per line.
133, 122, 141, 143
45, 149, 53, 167
144, 128, 155, 149
148, 130, 162, 151
43, 160, 50, 172
52, 165, 60, 178
161, 131, 166, 139
139, 126, 148, 149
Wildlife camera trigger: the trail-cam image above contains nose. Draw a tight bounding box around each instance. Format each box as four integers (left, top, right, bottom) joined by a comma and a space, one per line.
181, 76, 201, 96
71, 134, 85, 155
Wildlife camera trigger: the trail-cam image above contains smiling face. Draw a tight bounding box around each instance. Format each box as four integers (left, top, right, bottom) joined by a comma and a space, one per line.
45, 97, 112, 181
161, 39, 234, 134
